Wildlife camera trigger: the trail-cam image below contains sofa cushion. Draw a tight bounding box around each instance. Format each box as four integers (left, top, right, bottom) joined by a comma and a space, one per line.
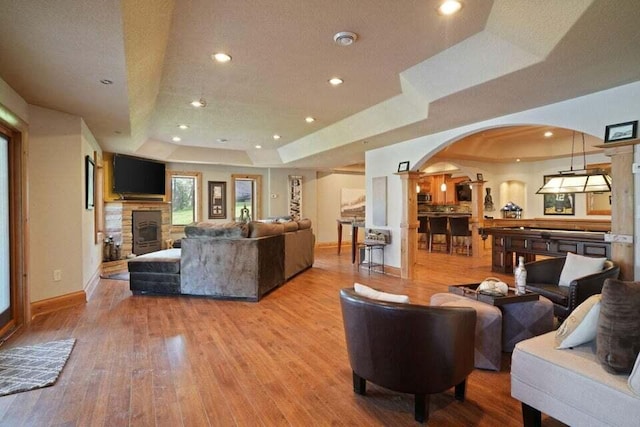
249, 221, 284, 237
555, 294, 601, 349
597, 279, 640, 374
512, 331, 640, 427
297, 218, 312, 230
127, 248, 181, 274
353, 283, 409, 303
558, 252, 606, 287
282, 221, 299, 232
184, 221, 249, 238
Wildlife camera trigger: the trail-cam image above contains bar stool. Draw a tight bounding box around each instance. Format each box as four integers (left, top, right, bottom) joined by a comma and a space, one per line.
427, 216, 449, 252
448, 216, 471, 256
418, 217, 428, 250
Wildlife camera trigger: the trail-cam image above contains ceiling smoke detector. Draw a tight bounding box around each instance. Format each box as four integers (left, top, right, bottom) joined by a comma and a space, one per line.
333, 31, 358, 46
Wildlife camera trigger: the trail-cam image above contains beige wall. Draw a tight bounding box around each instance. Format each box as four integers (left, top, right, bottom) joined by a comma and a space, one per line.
316, 171, 365, 244
28, 105, 101, 302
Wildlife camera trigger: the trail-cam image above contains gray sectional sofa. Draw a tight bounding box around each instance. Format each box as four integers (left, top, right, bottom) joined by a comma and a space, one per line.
128, 219, 315, 301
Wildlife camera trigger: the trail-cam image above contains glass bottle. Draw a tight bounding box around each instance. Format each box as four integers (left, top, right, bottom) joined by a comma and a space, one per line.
515, 256, 527, 295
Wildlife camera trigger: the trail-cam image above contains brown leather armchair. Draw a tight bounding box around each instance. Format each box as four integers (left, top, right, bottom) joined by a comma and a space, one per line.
525, 257, 620, 320
339, 288, 476, 423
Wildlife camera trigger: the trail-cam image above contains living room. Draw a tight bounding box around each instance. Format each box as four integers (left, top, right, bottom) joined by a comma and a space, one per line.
1, 0, 640, 424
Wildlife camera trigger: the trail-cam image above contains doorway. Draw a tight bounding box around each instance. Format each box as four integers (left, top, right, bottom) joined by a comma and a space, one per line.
0, 123, 27, 339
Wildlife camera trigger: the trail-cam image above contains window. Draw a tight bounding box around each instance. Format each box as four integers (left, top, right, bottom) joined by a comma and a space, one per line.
168, 171, 202, 226
231, 174, 262, 221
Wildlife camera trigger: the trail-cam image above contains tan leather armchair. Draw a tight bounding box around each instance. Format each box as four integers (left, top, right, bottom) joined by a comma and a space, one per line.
525, 257, 619, 320
339, 288, 476, 423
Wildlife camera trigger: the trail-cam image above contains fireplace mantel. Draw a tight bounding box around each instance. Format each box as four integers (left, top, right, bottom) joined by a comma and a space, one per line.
104, 201, 171, 258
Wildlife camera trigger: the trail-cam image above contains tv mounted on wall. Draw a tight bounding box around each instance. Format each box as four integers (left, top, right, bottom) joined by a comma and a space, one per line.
113, 154, 166, 196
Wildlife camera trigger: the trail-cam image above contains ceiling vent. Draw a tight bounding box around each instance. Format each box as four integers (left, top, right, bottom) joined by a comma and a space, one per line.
333, 31, 358, 46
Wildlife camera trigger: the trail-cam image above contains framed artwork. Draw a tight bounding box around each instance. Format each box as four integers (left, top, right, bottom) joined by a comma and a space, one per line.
397, 161, 410, 172
340, 188, 365, 218
604, 120, 637, 143
542, 176, 574, 215
476, 173, 484, 181
288, 175, 302, 220
208, 181, 226, 219
85, 155, 95, 210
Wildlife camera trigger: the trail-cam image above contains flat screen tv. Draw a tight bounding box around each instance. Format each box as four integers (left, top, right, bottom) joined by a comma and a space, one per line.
113, 154, 166, 195
455, 183, 472, 202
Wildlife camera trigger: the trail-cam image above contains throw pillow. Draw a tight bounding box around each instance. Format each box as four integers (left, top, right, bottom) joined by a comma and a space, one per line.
558, 252, 606, 287
555, 294, 601, 349
629, 353, 640, 396
353, 282, 410, 304
596, 279, 640, 374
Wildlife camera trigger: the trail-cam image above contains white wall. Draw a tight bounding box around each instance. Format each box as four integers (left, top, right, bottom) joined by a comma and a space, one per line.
367, 81, 640, 270
28, 106, 101, 302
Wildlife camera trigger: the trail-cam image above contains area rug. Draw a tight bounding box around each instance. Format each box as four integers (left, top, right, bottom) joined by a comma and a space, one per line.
0, 338, 76, 397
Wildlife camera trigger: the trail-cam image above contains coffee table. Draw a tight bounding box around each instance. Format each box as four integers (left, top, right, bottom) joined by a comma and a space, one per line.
448, 283, 539, 306
446, 283, 554, 352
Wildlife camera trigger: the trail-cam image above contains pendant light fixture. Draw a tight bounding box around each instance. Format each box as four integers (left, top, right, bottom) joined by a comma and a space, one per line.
535, 132, 612, 194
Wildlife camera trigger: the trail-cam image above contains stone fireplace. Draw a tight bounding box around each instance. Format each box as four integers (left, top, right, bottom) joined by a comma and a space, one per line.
104, 201, 171, 258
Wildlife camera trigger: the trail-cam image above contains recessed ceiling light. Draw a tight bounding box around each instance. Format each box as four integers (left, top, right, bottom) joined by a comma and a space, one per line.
273, 134, 281, 140
255, 145, 262, 149
438, 0, 463, 16
190, 98, 207, 108
329, 77, 343, 86
305, 117, 315, 123
216, 138, 228, 143
516, 158, 521, 162
100, 79, 113, 85
544, 131, 553, 137
333, 31, 358, 46
212, 52, 232, 63
172, 136, 181, 142
178, 124, 189, 130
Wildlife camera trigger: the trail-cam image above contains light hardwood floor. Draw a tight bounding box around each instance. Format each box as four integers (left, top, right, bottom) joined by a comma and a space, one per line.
0, 247, 565, 426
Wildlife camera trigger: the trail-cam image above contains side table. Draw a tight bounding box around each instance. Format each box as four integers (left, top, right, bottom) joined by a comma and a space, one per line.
358, 242, 386, 274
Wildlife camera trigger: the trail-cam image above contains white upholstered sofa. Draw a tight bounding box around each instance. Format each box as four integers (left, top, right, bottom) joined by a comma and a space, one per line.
511, 331, 640, 426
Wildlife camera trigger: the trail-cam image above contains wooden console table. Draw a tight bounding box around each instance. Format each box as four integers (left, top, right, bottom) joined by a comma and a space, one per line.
337, 219, 365, 263
483, 227, 611, 273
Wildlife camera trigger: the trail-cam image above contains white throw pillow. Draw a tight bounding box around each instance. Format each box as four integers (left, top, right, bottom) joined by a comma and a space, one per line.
353, 282, 410, 304
558, 252, 606, 287
629, 353, 640, 396
555, 294, 601, 349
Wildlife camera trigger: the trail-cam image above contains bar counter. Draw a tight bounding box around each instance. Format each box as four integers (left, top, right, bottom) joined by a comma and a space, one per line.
482, 226, 611, 273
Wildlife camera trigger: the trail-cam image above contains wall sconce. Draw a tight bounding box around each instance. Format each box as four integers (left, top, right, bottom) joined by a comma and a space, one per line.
416, 184, 421, 193
440, 182, 447, 192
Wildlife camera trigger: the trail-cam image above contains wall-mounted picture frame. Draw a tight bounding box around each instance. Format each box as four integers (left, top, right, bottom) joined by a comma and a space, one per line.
476, 173, 484, 181
85, 155, 95, 210
208, 181, 226, 219
542, 176, 574, 216
604, 120, 638, 143
397, 161, 410, 173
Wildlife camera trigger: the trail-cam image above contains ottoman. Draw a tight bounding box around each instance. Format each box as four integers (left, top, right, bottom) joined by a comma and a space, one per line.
431, 293, 503, 371
501, 296, 554, 352
128, 248, 181, 295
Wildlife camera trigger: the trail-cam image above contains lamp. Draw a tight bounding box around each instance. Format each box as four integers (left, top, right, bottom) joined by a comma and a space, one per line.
536, 132, 612, 194
440, 182, 447, 192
